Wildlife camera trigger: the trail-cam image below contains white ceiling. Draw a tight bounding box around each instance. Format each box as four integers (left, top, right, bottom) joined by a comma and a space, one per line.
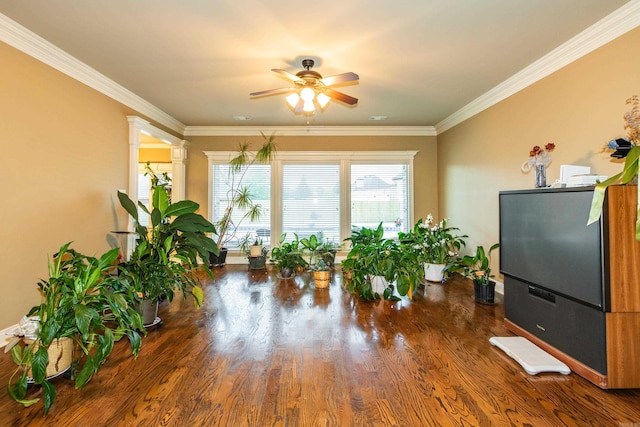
0, 1, 636, 132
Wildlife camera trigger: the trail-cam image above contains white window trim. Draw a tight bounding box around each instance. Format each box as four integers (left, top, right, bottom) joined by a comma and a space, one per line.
204, 150, 418, 248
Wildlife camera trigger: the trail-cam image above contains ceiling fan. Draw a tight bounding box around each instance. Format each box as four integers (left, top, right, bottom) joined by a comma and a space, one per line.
250, 59, 359, 114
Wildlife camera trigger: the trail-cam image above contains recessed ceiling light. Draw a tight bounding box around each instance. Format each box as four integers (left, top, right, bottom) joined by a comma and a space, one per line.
233, 115, 252, 121
369, 116, 388, 121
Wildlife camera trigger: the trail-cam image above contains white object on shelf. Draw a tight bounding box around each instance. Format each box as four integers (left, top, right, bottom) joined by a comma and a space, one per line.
560, 165, 591, 185
566, 174, 608, 187
489, 336, 571, 375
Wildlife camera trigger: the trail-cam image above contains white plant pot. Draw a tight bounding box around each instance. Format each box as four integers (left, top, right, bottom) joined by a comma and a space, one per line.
424, 263, 445, 283
370, 275, 389, 294
249, 245, 263, 257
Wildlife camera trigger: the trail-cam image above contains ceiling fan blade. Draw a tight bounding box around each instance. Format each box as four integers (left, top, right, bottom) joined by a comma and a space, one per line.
324, 88, 358, 105
250, 87, 293, 97
272, 69, 304, 84
320, 72, 359, 86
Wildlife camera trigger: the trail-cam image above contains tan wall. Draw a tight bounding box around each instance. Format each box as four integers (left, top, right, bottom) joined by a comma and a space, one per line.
0, 42, 142, 329
438, 27, 640, 278
184, 135, 439, 224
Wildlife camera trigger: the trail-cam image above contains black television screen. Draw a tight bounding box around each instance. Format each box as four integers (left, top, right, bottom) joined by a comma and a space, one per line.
499, 188, 604, 308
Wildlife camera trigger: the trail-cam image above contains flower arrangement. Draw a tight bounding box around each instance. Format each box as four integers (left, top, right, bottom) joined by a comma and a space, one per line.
408, 214, 467, 265
522, 142, 555, 169
588, 95, 640, 241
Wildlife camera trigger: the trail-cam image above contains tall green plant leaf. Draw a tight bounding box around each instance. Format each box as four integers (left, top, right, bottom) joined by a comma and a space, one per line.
191, 286, 204, 309
150, 208, 162, 227
7, 372, 35, 405
75, 304, 98, 339
31, 346, 49, 384
41, 380, 56, 416
117, 191, 139, 222
152, 185, 169, 216
170, 213, 216, 233
165, 200, 199, 217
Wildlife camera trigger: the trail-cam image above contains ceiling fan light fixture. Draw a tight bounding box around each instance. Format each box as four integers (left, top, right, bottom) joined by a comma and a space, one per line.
286, 93, 300, 108
300, 87, 315, 102
303, 99, 315, 113
250, 59, 358, 117
316, 93, 330, 109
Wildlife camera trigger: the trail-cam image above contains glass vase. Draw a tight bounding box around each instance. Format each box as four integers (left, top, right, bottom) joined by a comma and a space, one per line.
534, 164, 547, 188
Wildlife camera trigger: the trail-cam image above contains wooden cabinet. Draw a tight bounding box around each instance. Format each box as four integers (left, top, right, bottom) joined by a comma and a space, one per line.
500, 185, 640, 389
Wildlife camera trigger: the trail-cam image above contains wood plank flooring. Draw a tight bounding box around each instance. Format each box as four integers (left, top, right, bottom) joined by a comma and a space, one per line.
1, 265, 639, 426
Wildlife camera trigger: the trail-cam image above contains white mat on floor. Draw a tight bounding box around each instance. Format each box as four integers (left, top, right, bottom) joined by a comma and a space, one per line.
489, 336, 571, 375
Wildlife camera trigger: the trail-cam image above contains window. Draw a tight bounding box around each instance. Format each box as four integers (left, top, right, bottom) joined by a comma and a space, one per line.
211, 163, 271, 249
282, 164, 340, 242
351, 164, 409, 238
205, 150, 416, 252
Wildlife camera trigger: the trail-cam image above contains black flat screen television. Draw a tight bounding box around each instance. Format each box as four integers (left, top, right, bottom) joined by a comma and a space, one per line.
499, 188, 604, 308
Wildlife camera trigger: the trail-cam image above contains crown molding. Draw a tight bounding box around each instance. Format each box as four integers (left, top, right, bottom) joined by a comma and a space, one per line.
0, 13, 186, 134
3, 1, 638, 138
436, 0, 640, 134
184, 125, 437, 137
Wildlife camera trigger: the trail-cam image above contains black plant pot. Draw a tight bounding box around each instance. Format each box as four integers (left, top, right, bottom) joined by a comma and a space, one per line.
474, 279, 496, 305
210, 247, 228, 267
248, 255, 266, 270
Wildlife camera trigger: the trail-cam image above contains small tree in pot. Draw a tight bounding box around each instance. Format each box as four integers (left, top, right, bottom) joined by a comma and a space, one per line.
211, 132, 277, 265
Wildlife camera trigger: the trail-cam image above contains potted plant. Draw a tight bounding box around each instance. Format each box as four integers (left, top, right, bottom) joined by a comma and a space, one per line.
249, 237, 264, 258
211, 132, 277, 266
239, 233, 269, 270
301, 232, 342, 269
444, 243, 500, 304
342, 223, 419, 300
588, 95, 640, 241
117, 167, 217, 323
269, 233, 308, 278
404, 214, 467, 283
7, 242, 144, 415
312, 259, 331, 289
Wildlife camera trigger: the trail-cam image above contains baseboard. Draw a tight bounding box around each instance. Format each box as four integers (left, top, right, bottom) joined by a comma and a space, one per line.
0, 323, 18, 348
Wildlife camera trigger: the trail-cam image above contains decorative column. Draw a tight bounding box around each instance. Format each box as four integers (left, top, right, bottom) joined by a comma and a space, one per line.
126, 116, 149, 258
171, 140, 189, 202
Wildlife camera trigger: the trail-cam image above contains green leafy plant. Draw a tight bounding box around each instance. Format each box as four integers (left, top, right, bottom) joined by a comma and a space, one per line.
213, 132, 277, 250
300, 232, 341, 268
270, 233, 308, 274
444, 243, 500, 285
7, 243, 144, 415
312, 259, 330, 272
341, 223, 420, 300
117, 166, 217, 307
589, 95, 640, 241
405, 214, 467, 265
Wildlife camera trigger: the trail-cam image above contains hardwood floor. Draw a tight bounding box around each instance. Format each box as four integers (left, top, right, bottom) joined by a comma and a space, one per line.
1, 265, 639, 426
